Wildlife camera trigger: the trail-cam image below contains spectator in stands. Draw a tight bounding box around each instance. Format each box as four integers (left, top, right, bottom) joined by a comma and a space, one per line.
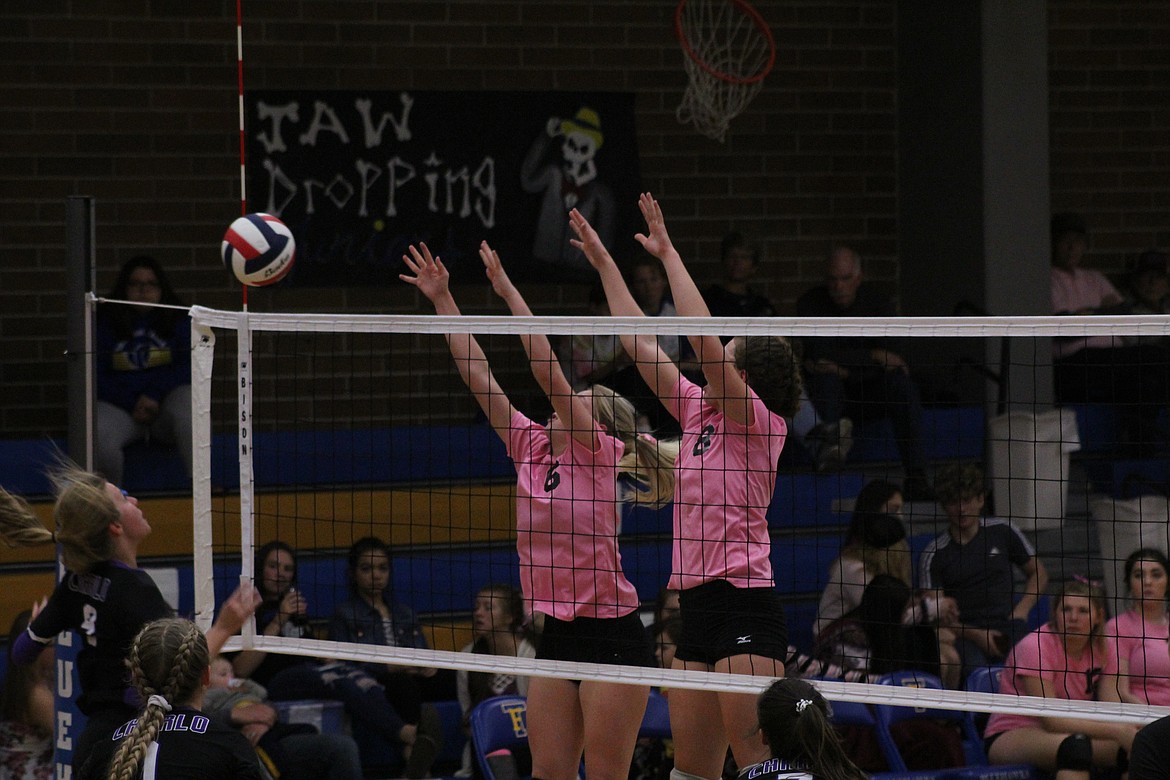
984, 580, 1136, 780
813, 480, 961, 685
815, 481, 913, 635
204, 655, 363, 780
653, 588, 681, 625
0, 610, 53, 780
1123, 249, 1170, 341
652, 615, 682, 673
813, 570, 957, 685
796, 247, 932, 499
703, 231, 777, 319
233, 540, 438, 779
1050, 214, 1168, 453
94, 255, 193, 485
455, 583, 535, 778
1099, 548, 1170, 705
703, 232, 852, 471
332, 536, 441, 672
739, 677, 868, 780
918, 463, 1048, 679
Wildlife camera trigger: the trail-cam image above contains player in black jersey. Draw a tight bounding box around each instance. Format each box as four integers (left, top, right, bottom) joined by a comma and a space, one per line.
0, 464, 260, 774
84, 618, 262, 780
737, 679, 867, 780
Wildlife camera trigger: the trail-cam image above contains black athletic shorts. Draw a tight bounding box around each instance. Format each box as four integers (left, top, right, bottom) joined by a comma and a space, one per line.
536, 610, 655, 668
675, 579, 788, 666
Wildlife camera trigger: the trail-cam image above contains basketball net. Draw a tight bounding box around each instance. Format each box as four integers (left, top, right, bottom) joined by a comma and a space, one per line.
675, 0, 777, 143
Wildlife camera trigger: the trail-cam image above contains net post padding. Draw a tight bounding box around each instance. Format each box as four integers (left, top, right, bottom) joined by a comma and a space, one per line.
674, 0, 777, 142
191, 318, 217, 635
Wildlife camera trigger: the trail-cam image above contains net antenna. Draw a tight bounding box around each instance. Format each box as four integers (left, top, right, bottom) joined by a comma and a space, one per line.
674, 0, 777, 143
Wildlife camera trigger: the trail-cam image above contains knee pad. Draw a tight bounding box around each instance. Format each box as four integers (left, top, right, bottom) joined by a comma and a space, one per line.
671, 768, 713, 780
1056, 733, 1092, 772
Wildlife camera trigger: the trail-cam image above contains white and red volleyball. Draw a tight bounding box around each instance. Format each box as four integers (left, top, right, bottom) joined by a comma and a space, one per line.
221, 212, 296, 287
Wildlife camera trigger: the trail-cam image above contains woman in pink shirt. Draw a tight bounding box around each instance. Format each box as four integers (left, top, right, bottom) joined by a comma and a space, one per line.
1100, 548, 1170, 705
401, 241, 671, 780
984, 580, 1136, 780
572, 195, 802, 780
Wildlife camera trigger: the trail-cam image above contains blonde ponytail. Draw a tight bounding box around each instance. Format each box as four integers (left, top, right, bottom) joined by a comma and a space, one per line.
585, 384, 679, 507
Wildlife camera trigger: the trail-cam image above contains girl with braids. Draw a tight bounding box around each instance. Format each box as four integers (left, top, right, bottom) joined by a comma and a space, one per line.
86, 618, 261, 780
742, 678, 867, 780
401, 240, 671, 780
0, 464, 259, 774
573, 196, 800, 780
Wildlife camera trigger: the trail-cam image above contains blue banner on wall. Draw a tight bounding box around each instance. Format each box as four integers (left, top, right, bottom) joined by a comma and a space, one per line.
245, 90, 643, 286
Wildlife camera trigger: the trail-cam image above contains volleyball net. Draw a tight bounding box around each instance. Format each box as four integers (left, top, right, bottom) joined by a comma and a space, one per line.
180, 303, 1170, 724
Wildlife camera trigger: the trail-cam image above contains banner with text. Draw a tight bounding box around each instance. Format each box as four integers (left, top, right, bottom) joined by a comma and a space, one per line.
246, 90, 643, 286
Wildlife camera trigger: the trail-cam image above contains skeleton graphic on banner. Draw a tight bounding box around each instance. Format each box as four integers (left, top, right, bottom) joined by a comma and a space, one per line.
520, 106, 617, 274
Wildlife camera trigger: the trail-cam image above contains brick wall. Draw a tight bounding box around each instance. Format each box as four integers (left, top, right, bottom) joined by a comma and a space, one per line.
1048, 1, 1170, 267
0, 2, 1166, 438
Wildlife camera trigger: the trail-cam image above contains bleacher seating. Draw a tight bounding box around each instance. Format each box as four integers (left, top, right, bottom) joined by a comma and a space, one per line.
873, 670, 1038, 780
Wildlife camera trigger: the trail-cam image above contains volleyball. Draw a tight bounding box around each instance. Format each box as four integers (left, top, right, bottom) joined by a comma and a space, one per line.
221, 212, 296, 287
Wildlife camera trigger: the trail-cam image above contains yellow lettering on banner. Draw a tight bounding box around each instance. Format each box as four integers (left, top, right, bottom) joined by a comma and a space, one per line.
56, 763, 72, 780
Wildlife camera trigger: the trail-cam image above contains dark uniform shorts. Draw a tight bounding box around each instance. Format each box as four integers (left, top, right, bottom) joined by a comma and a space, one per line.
536, 610, 655, 668
675, 579, 788, 666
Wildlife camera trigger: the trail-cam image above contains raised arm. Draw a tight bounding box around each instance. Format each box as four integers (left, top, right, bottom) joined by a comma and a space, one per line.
569, 208, 682, 408
400, 243, 516, 436
479, 241, 596, 449
634, 193, 752, 424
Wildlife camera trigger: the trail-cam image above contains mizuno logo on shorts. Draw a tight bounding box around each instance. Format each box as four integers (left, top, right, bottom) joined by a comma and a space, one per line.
737, 635, 752, 644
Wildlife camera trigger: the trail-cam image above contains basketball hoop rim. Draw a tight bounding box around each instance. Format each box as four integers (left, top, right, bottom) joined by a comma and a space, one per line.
674, 0, 777, 86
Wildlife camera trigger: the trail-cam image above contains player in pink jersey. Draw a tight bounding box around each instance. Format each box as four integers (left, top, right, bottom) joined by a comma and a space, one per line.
571, 194, 803, 780
984, 580, 1136, 780
401, 240, 668, 780
1100, 548, 1170, 705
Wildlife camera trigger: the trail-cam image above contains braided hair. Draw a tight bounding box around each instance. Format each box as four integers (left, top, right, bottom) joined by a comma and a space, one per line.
106, 618, 209, 780
756, 678, 867, 780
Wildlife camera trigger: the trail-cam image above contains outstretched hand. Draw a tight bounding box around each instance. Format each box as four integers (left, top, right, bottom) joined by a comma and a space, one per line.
478, 241, 517, 300
400, 243, 450, 303
219, 581, 262, 634
633, 192, 676, 260
568, 208, 610, 269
